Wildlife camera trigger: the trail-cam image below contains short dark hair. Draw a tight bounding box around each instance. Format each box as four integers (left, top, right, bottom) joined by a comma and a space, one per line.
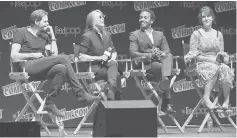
29, 9, 48, 26
198, 6, 216, 24
139, 9, 156, 21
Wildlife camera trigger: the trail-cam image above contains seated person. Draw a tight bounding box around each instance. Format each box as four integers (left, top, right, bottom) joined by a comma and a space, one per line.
74, 10, 122, 100
129, 9, 175, 113
185, 6, 234, 110
11, 9, 100, 117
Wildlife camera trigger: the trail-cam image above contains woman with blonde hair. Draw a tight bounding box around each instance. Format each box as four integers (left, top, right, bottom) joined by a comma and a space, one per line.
74, 10, 122, 100
185, 6, 234, 110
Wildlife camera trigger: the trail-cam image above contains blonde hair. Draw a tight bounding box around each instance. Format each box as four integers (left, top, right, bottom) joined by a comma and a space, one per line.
85, 9, 105, 33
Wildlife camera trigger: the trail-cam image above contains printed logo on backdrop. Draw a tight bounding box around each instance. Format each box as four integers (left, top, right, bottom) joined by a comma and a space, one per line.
171, 25, 201, 39
1, 25, 17, 40
97, 1, 127, 9
2, 81, 73, 97
172, 78, 222, 93
215, 1, 236, 13
133, 1, 169, 11
220, 27, 236, 37
105, 23, 126, 35
10, 1, 41, 10
12, 111, 34, 121
54, 26, 81, 37
52, 107, 89, 122
2, 81, 41, 97
181, 105, 208, 117
172, 78, 204, 93
181, 105, 236, 118
12, 107, 89, 122
48, 1, 86, 11
139, 79, 159, 99
179, 2, 207, 11
218, 106, 236, 118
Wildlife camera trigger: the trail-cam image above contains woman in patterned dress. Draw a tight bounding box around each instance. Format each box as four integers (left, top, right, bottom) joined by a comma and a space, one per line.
184, 6, 234, 110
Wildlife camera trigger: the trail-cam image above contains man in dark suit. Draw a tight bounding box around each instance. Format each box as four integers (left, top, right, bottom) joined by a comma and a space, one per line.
129, 9, 175, 113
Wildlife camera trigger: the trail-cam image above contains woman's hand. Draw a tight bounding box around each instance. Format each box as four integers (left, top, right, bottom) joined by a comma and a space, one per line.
99, 55, 109, 61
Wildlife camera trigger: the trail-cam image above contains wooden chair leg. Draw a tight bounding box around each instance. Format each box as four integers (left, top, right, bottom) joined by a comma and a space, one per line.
182, 99, 203, 130
133, 74, 183, 133
15, 80, 53, 135
74, 78, 108, 135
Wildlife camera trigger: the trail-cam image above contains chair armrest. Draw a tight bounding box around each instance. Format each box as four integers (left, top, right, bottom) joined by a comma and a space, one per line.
74, 58, 95, 73
12, 59, 27, 63
76, 59, 95, 63
131, 56, 147, 62
130, 56, 147, 71
173, 56, 180, 60
116, 59, 131, 62
117, 59, 131, 77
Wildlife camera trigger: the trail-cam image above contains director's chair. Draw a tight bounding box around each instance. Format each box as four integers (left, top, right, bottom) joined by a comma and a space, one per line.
72, 43, 131, 135
9, 42, 67, 136
129, 55, 184, 133
181, 40, 236, 133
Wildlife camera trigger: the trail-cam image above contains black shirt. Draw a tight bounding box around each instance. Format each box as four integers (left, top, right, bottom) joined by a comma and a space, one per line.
12, 27, 48, 53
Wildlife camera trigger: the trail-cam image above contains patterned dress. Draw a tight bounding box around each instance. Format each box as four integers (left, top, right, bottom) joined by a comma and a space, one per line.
184, 29, 234, 88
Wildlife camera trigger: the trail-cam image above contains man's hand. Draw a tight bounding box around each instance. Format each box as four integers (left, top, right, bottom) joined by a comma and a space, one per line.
161, 52, 166, 57
30, 53, 44, 59
44, 25, 56, 39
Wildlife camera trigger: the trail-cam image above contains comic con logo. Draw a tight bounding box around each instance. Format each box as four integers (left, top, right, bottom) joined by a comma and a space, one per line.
10, 1, 41, 10
2, 81, 41, 97
133, 1, 169, 11
1, 25, 17, 40
171, 25, 201, 39
48, 1, 86, 11
54, 26, 81, 37
53, 107, 89, 122
180, 2, 207, 10
172, 78, 204, 93
97, 1, 127, 9
215, 1, 236, 13
105, 23, 126, 35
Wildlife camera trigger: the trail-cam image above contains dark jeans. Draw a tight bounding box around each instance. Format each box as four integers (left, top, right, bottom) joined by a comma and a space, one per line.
24, 55, 85, 104
146, 53, 173, 99
91, 60, 121, 97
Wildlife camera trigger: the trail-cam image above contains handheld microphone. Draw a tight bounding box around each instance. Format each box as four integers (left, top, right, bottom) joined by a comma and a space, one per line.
101, 47, 113, 64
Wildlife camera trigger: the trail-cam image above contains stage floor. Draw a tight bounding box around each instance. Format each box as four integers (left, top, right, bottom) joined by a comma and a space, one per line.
40, 126, 236, 137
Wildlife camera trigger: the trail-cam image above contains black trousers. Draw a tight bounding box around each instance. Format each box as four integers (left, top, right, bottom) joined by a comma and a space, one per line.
146, 53, 173, 99
91, 60, 121, 97
24, 55, 85, 104
135, 53, 173, 99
